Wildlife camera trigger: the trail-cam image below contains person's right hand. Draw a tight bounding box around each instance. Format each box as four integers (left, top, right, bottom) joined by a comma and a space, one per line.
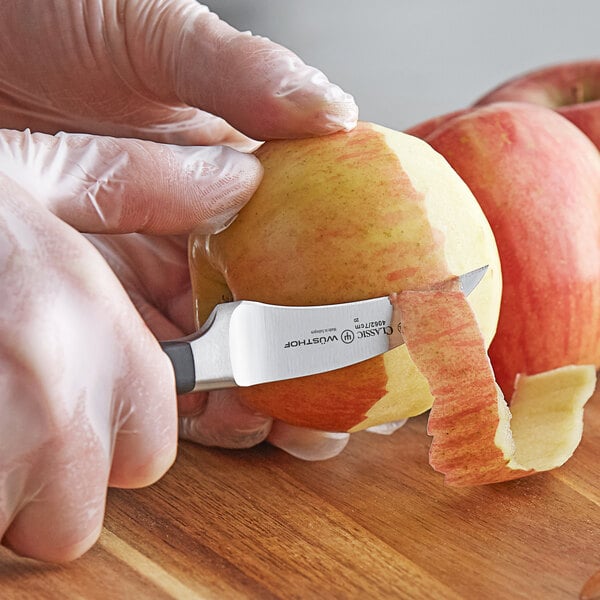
0, 128, 268, 562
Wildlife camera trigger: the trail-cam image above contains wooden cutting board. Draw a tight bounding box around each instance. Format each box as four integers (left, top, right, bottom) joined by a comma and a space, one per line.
1, 386, 599, 599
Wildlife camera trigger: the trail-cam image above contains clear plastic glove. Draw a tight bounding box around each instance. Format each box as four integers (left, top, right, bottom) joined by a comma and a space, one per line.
0, 129, 264, 561
0, 0, 357, 562
0, 0, 357, 145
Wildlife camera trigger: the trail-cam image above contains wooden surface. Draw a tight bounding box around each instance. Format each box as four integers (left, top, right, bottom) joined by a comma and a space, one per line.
1, 388, 599, 599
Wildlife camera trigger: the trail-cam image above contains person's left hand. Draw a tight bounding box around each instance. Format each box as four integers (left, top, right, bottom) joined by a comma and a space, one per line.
0, 0, 359, 460
0, 0, 357, 145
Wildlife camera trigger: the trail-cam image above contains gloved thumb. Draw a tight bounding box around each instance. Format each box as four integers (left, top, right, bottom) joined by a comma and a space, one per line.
0, 128, 262, 234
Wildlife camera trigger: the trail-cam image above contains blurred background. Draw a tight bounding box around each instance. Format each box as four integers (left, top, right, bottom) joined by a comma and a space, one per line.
204, 0, 600, 131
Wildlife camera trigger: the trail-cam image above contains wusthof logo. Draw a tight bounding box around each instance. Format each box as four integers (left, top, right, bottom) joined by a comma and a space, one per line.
341, 329, 355, 344
284, 335, 338, 349
284, 325, 395, 349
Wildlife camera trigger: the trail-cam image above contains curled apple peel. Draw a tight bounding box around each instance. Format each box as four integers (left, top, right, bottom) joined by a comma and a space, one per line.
395, 284, 596, 486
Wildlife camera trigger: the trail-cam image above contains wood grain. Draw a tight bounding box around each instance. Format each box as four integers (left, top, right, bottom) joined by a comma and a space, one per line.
1, 387, 598, 599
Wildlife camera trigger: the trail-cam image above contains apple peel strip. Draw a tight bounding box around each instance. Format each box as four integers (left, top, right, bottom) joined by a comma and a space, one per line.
393, 284, 596, 486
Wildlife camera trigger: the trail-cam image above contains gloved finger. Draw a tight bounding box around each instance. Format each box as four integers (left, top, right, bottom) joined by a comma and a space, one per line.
115, 289, 219, 423
51, 213, 180, 490
267, 422, 350, 461
110, 290, 206, 440
0, 462, 29, 558
2, 414, 109, 563
106, 334, 178, 490
86, 233, 196, 334
95, 271, 206, 443
85, 232, 207, 424
103, 105, 262, 150
126, 1, 358, 140
0, 188, 178, 559
178, 389, 273, 449
112, 107, 262, 150
0, 128, 262, 235
0, 353, 44, 557
0, 308, 109, 563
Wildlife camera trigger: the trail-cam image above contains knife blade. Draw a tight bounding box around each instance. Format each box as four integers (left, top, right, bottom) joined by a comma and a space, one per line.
161, 265, 488, 394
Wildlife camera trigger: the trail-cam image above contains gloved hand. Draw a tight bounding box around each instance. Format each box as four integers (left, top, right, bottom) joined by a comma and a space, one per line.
0, 0, 358, 562
1, 0, 357, 144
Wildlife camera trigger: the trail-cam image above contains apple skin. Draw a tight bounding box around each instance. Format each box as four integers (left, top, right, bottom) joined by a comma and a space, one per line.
189, 121, 502, 432
396, 286, 596, 486
404, 108, 469, 139
420, 102, 600, 396
473, 60, 600, 149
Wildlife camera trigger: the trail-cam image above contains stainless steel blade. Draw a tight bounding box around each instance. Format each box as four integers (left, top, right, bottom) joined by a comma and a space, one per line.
164, 265, 489, 392
229, 264, 488, 386
458, 264, 488, 296
228, 294, 399, 387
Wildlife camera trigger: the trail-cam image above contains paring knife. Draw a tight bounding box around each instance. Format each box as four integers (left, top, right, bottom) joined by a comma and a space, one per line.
161, 266, 488, 394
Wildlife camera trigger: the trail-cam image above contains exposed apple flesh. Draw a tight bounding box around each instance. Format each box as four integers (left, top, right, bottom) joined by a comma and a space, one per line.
189, 122, 502, 432
395, 284, 596, 486
423, 102, 600, 397
473, 60, 600, 149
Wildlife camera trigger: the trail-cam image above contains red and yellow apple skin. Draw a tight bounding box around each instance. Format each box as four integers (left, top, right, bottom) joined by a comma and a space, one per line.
473, 60, 600, 149
189, 121, 502, 432
419, 102, 600, 396
404, 108, 469, 139
395, 284, 595, 486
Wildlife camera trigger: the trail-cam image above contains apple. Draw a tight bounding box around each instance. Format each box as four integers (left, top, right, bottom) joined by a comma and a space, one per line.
188, 121, 502, 433
473, 60, 600, 149
188, 116, 598, 486
417, 102, 600, 397
404, 108, 469, 139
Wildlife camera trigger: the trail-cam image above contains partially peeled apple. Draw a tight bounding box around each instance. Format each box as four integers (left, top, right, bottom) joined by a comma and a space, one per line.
189, 120, 597, 485
189, 122, 502, 432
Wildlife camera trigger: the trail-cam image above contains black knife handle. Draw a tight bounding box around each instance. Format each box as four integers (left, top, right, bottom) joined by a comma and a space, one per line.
160, 341, 196, 395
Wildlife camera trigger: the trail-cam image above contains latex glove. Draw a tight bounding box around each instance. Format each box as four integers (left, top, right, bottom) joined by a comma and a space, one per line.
0, 0, 355, 459
0, 0, 358, 562
0, 0, 357, 145
0, 128, 265, 562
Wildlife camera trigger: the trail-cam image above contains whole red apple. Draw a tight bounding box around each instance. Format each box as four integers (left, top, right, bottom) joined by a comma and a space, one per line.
473, 60, 600, 149
422, 102, 600, 396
